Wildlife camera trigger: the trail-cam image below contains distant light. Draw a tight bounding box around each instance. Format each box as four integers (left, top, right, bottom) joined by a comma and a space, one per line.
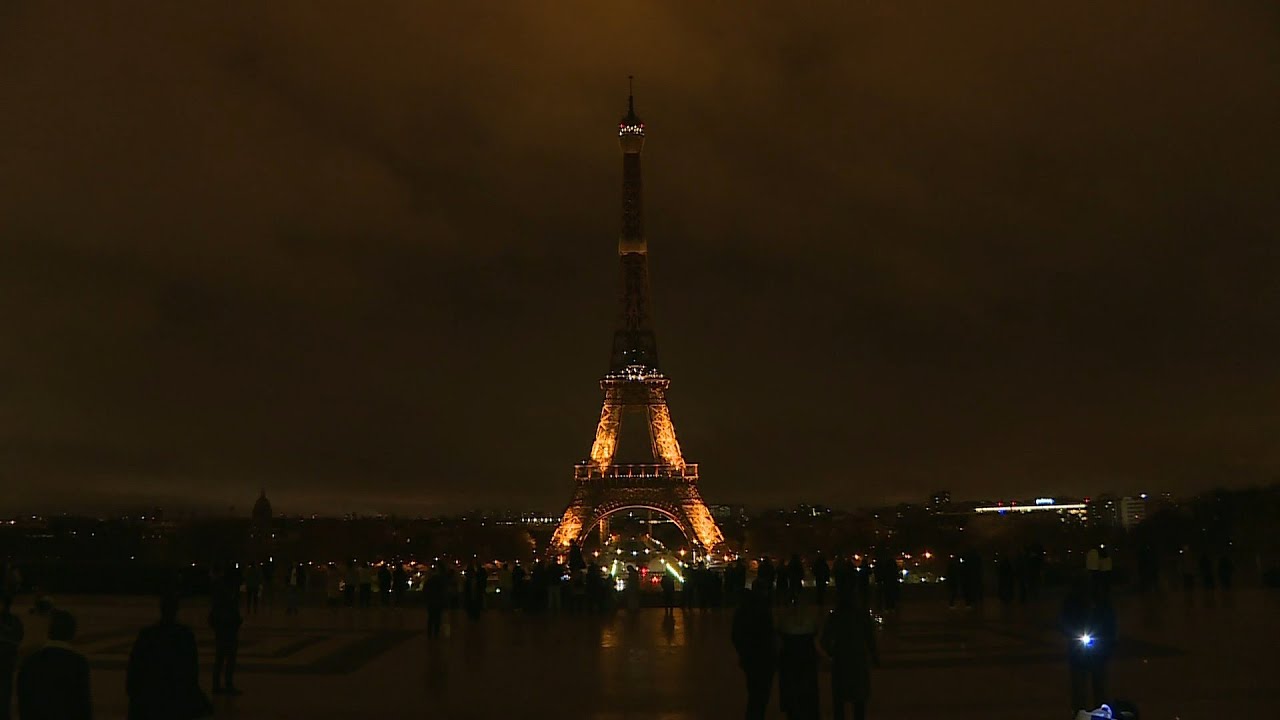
1078, 634, 1093, 647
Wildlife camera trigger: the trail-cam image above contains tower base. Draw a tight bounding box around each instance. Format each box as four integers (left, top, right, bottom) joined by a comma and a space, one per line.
550, 463, 724, 551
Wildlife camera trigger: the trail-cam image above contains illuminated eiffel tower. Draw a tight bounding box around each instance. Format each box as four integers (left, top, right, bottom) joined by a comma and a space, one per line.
550, 84, 724, 553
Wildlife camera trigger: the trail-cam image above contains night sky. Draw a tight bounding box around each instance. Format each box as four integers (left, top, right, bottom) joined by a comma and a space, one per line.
2, 2, 1278, 515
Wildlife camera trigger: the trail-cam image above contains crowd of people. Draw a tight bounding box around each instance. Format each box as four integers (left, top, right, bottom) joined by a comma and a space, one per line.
0, 539, 1244, 719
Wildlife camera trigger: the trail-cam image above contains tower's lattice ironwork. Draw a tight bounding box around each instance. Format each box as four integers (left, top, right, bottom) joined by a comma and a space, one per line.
551, 86, 725, 552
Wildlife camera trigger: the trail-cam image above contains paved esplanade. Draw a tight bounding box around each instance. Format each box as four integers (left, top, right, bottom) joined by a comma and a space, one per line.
12, 588, 1277, 718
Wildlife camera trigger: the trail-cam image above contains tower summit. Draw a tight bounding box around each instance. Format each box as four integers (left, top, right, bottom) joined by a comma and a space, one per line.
550, 85, 725, 553
611, 78, 658, 371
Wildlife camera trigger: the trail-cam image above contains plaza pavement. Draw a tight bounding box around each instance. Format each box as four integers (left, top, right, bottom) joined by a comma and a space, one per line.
8, 586, 1278, 719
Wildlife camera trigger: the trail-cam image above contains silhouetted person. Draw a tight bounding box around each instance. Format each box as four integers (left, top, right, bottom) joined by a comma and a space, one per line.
260, 560, 275, 610
626, 566, 641, 612
787, 555, 805, 605
343, 562, 358, 607
127, 594, 211, 719
1025, 543, 1045, 601
1177, 548, 1195, 593
775, 567, 790, 608
1199, 553, 1215, 590
758, 558, 776, 603
243, 562, 261, 616
1, 595, 23, 720
424, 567, 448, 639
208, 574, 242, 695
732, 586, 775, 720
16, 609, 90, 720
475, 564, 489, 612
1062, 586, 1116, 713
822, 591, 879, 720
812, 553, 830, 606
997, 554, 1015, 606
378, 564, 392, 607
392, 564, 408, 607
285, 563, 305, 615
660, 572, 676, 613
946, 555, 961, 608
1217, 555, 1234, 591
358, 563, 373, 609
777, 598, 820, 719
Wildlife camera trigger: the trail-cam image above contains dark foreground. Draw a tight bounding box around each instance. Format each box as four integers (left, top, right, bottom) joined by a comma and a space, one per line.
8, 587, 1279, 719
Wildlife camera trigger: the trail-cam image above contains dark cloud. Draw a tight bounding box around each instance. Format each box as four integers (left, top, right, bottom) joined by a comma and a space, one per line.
1, 2, 1278, 514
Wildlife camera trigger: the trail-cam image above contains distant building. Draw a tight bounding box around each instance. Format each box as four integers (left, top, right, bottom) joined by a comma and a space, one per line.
1120, 495, 1148, 530
929, 490, 952, 510
971, 497, 1088, 520
1088, 495, 1120, 527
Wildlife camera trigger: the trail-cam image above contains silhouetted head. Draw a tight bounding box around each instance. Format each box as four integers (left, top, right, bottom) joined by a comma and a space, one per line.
159, 593, 180, 623
48, 609, 77, 642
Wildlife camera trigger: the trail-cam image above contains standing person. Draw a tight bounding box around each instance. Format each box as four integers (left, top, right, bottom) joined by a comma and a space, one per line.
776, 598, 820, 720
731, 586, 775, 720
1218, 555, 1234, 591
285, 563, 305, 615
358, 563, 373, 609
786, 555, 805, 605
475, 564, 489, 613
946, 555, 962, 608
758, 558, 776, 604
16, 610, 91, 720
1199, 553, 1216, 591
126, 594, 211, 720
209, 573, 243, 696
0, 595, 23, 720
243, 562, 261, 616
774, 566, 790, 608
997, 553, 1015, 606
812, 553, 830, 607
424, 566, 448, 639
260, 560, 275, 612
392, 564, 408, 608
377, 564, 392, 608
626, 566, 641, 612
822, 591, 879, 720
1062, 585, 1116, 713
510, 563, 526, 611
661, 570, 676, 614
1177, 548, 1195, 593
343, 562, 358, 608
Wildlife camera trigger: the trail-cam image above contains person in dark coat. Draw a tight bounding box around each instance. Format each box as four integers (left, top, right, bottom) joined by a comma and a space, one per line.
786, 555, 805, 605
731, 586, 775, 720
776, 597, 820, 719
391, 564, 408, 607
208, 573, 243, 695
821, 590, 879, 720
377, 564, 392, 607
127, 594, 211, 719
812, 553, 830, 606
424, 566, 448, 639
1, 595, 24, 720
16, 609, 91, 720
1062, 585, 1117, 713
660, 572, 676, 614
1217, 555, 1234, 591
757, 558, 776, 604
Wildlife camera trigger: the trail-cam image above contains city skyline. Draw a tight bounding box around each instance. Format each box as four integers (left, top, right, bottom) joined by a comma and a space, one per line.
3, 3, 1279, 515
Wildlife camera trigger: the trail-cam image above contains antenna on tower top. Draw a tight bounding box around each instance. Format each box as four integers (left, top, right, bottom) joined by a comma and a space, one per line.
628, 75, 635, 113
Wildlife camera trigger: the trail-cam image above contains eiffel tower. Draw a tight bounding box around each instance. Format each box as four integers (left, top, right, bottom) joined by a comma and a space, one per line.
550, 84, 725, 553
